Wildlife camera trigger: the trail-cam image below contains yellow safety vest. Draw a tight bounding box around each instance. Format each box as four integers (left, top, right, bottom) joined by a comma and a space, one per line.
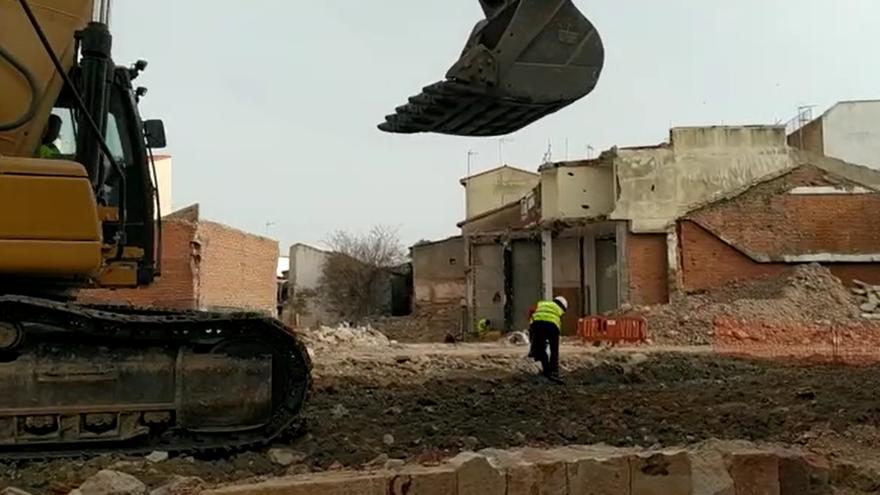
36, 143, 61, 159
530, 300, 563, 329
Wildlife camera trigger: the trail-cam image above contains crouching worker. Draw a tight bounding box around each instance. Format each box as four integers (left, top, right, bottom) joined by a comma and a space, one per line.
528, 296, 568, 383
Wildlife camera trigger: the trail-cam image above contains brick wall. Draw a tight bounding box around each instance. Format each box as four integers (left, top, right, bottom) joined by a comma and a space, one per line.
79, 220, 199, 309
196, 221, 278, 314
80, 219, 278, 314
680, 221, 788, 291
714, 318, 880, 365
681, 165, 880, 291
681, 221, 880, 289
688, 167, 880, 258
626, 232, 668, 305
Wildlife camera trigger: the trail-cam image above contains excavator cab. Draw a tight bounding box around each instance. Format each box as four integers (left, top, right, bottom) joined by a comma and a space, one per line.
379, 0, 604, 136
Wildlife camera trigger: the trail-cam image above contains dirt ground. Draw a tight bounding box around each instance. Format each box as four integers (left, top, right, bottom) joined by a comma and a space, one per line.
3, 344, 880, 493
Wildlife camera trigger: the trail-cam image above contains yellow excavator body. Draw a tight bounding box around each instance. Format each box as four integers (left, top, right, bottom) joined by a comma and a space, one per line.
0, 0, 603, 458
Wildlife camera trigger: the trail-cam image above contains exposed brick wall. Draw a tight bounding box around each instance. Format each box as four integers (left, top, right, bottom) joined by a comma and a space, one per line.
688, 166, 880, 258
79, 220, 199, 309
680, 221, 787, 291
80, 219, 278, 314
681, 221, 880, 289
681, 165, 880, 291
714, 318, 880, 365
196, 221, 278, 314
626, 232, 668, 305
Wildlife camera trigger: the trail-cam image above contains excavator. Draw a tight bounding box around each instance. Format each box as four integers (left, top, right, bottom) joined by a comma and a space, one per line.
0, 0, 603, 457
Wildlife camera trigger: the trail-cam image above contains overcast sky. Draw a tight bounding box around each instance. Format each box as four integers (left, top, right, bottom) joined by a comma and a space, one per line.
111, 0, 880, 250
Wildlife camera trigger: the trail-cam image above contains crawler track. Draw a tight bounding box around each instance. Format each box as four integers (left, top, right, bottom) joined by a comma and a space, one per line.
0, 295, 311, 460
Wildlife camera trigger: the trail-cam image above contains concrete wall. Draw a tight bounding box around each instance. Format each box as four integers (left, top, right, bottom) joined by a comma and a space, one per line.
611, 126, 795, 233
471, 242, 505, 329
411, 237, 466, 307
822, 100, 880, 171
787, 118, 824, 155
289, 244, 328, 291
286, 243, 333, 328
460, 201, 526, 235
463, 166, 539, 219
541, 163, 614, 221
196, 221, 278, 314
551, 237, 581, 289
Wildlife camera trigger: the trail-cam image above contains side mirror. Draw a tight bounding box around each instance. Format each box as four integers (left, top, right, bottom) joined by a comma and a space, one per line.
144, 119, 167, 149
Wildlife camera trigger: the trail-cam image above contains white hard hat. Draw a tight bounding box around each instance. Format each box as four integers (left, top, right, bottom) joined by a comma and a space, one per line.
553, 296, 569, 311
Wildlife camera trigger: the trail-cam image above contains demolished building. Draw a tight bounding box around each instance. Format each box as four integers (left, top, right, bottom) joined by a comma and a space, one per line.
452, 126, 880, 335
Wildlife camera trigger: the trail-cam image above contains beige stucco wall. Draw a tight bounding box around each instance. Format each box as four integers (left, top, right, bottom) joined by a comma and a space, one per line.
540, 164, 614, 221
464, 167, 539, 219
153, 156, 173, 217
611, 126, 796, 233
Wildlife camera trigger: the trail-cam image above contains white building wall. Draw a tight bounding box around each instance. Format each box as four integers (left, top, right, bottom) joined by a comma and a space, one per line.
289, 243, 328, 291
822, 100, 880, 171
153, 156, 173, 217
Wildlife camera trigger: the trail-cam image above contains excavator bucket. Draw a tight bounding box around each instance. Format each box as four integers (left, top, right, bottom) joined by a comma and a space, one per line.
379, 0, 604, 137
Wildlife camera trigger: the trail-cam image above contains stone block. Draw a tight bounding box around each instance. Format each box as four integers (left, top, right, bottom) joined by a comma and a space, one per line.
567, 453, 630, 495
390, 465, 457, 495
630, 450, 692, 495
507, 448, 567, 495
726, 451, 780, 495
778, 453, 831, 495
690, 448, 734, 495
450, 452, 506, 495
203, 472, 390, 495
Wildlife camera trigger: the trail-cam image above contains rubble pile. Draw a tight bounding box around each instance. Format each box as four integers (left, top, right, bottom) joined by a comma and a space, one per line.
852, 280, 880, 320
626, 264, 860, 345
298, 323, 392, 351
365, 304, 461, 343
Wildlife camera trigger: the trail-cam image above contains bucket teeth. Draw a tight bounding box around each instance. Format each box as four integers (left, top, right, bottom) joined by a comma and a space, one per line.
379, 80, 565, 137
379, 0, 604, 137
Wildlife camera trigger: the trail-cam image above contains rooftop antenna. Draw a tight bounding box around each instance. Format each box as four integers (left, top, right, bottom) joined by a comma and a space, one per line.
465, 150, 478, 218
265, 221, 275, 235
542, 140, 553, 164
497, 137, 513, 165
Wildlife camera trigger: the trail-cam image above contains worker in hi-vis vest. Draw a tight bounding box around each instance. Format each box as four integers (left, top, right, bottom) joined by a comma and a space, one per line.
528, 296, 568, 383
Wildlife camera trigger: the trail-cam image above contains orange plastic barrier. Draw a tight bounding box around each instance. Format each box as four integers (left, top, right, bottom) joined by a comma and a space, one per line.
577, 316, 648, 345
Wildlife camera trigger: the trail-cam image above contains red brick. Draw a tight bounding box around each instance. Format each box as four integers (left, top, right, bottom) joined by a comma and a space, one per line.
626, 233, 669, 305
681, 165, 880, 292
714, 319, 880, 365
80, 219, 278, 314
